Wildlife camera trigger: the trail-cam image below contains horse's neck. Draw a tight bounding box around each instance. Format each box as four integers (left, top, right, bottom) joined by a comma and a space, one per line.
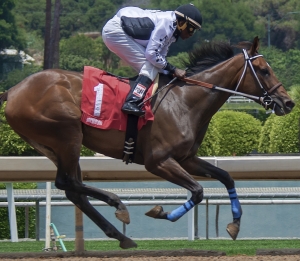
197, 54, 243, 89
156, 55, 244, 129
189, 55, 244, 112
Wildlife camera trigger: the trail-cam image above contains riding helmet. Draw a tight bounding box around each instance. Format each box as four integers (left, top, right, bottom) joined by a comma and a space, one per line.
175, 4, 202, 30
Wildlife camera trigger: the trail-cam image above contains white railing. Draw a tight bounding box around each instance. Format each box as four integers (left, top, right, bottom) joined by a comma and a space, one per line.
1, 156, 300, 250
226, 95, 254, 103
1, 155, 300, 181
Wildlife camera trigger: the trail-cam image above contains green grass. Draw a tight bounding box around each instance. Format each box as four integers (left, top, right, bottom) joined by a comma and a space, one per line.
0, 239, 299, 256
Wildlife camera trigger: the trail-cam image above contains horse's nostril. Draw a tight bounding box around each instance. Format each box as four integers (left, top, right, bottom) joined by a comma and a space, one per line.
286, 100, 295, 110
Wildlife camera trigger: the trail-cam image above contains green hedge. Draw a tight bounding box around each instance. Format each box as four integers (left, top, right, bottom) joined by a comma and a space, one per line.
258, 106, 300, 153
0, 183, 37, 239
198, 110, 262, 156
197, 117, 221, 156
257, 114, 277, 153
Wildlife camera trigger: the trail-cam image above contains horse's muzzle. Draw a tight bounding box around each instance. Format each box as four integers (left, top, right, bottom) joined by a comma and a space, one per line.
271, 96, 295, 116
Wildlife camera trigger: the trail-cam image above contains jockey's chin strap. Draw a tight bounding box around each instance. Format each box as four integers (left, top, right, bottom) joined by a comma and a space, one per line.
182, 49, 282, 110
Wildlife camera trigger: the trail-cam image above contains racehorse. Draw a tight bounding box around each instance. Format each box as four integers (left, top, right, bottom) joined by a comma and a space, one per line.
0, 37, 294, 248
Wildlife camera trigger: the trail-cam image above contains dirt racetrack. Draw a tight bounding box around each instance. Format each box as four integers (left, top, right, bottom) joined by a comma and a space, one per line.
1, 249, 300, 261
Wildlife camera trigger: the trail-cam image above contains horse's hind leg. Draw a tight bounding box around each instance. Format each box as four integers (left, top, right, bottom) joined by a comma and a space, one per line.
55, 163, 130, 224
56, 162, 136, 248
20, 132, 130, 225
65, 190, 137, 249
180, 156, 242, 240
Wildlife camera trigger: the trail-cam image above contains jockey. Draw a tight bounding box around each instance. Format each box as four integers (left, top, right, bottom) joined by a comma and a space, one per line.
102, 4, 202, 116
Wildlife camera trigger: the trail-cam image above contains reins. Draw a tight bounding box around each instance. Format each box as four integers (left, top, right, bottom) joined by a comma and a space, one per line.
139, 49, 282, 111
181, 77, 268, 105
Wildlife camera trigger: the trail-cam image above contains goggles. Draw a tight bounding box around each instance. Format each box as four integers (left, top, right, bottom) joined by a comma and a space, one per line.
187, 23, 200, 35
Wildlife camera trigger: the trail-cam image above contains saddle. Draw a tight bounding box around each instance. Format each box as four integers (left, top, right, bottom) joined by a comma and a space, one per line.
81, 66, 158, 164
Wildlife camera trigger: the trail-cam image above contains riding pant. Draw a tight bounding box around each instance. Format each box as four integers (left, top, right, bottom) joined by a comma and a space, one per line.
102, 16, 160, 81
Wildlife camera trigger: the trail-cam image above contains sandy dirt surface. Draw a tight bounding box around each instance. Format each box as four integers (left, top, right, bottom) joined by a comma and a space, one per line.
1, 250, 300, 261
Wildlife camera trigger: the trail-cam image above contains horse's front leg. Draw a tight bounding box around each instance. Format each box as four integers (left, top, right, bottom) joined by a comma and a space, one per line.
144, 157, 203, 222
180, 156, 242, 240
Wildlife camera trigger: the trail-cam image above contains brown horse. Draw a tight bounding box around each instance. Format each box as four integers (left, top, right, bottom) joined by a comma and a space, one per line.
0, 37, 294, 248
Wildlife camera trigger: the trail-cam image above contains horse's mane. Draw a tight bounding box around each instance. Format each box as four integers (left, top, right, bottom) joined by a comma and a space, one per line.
184, 41, 235, 76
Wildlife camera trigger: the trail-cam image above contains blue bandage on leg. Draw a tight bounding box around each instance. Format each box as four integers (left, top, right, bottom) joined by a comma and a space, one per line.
228, 188, 242, 219
167, 199, 195, 222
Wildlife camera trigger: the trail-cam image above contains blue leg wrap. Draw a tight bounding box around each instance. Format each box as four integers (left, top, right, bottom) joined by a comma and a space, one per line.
167, 199, 195, 222
228, 188, 242, 219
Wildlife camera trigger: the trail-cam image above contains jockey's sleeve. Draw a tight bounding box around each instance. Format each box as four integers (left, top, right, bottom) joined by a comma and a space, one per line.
144, 19, 176, 71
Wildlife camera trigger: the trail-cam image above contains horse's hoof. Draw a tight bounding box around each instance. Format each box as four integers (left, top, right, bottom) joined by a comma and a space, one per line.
226, 222, 240, 240
115, 209, 130, 224
145, 205, 163, 218
119, 237, 137, 249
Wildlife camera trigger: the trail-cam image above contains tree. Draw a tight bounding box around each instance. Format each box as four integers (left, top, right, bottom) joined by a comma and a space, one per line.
50, 0, 61, 69
260, 46, 300, 90
0, 64, 42, 92
149, 0, 265, 55
58, 0, 123, 38
43, 0, 51, 69
242, 0, 300, 50
60, 34, 103, 71
0, 0, 26, 50
13, 0, 45, 39
59, 34, 128, 75
197, 0, 265, 44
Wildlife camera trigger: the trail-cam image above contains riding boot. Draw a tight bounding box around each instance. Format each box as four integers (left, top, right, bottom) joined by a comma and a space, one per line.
121, 75, 152, 116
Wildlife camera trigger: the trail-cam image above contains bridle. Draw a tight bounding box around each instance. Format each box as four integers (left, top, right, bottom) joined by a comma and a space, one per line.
182, 49, 282, 111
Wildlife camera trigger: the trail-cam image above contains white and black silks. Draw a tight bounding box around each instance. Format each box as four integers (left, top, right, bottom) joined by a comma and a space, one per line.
102, 7, 178, 80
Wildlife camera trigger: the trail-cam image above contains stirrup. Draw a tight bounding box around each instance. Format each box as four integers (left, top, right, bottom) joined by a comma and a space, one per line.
121, 103, 145, 116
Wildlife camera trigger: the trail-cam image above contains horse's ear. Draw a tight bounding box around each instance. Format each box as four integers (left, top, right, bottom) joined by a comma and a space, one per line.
249, 36, 260, 55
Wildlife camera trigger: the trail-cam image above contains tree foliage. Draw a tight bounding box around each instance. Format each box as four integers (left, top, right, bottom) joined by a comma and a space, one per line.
260, 46, 300, 91
0, 65, 42, 92
0, 0, 26, 50
59, 34, 136, 76
243, 0, 300, 50
14, 0, 126, 39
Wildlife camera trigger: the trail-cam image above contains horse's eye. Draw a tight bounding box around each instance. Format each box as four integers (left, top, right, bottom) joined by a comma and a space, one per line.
260, 68, 269, 76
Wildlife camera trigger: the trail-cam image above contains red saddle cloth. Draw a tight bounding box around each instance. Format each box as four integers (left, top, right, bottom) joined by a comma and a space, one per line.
81, 66, 154, 131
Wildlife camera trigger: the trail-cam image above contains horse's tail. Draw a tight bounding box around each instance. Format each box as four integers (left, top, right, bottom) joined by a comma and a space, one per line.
0, 91, 8, 106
